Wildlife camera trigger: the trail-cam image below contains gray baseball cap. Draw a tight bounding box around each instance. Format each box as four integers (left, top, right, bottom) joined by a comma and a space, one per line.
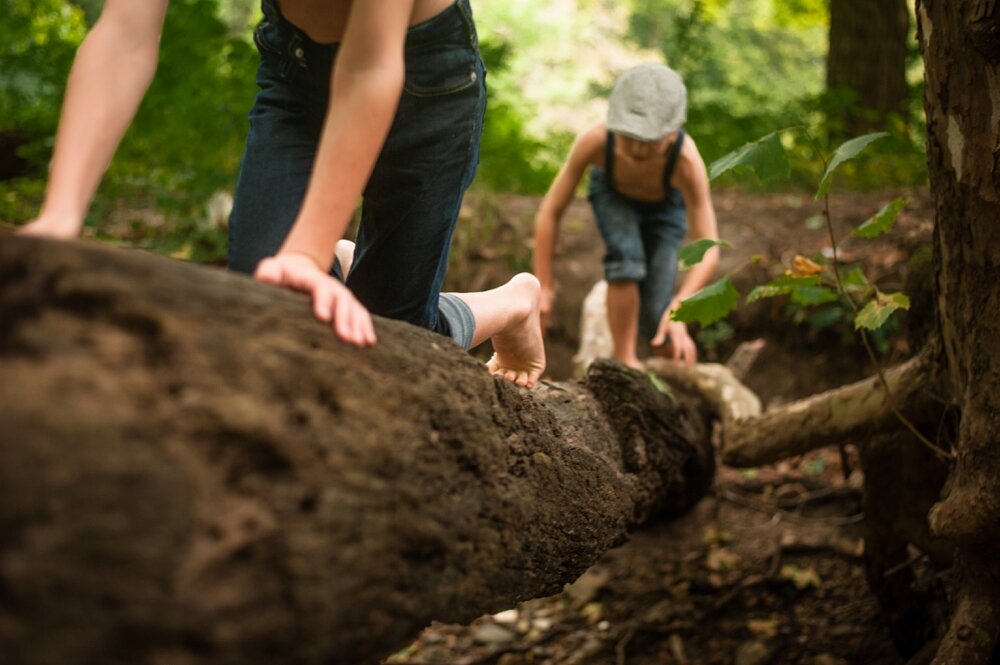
607, 63, 687, 142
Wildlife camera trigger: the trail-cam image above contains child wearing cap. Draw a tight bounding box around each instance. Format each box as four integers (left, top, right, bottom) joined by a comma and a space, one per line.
533, 63, 720, 369
19, 0, 546, 388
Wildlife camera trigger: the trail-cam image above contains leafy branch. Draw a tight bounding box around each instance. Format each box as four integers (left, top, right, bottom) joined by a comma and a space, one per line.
673, 128, 954, 460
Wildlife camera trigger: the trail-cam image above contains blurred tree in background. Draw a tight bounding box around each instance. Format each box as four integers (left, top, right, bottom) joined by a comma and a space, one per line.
0, 0, 929, 255
628, 0, 829, 158
827, 0, 910, 135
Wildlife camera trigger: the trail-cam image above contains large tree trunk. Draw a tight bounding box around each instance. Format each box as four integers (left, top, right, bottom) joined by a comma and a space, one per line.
827, 0, 911, 133
0, 236, 714, 665
714, 2, 1000, 661
918, 1, 1000, 662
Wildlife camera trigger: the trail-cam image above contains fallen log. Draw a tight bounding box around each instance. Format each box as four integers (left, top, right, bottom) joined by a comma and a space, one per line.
0, 236, 714, 665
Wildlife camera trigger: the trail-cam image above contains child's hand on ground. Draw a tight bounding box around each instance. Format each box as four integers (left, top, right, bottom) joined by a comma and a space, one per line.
254, 251, 377, 348
651, 317, 697, 367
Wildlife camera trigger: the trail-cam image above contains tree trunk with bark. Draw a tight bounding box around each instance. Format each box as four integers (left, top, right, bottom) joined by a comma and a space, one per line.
918, 1, 1000, 661
717, 2, 1000, 660
827, 0, 911, 134
0, 236, 715, 665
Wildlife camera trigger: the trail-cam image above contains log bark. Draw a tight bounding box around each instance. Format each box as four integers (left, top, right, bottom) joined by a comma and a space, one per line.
0, 236, 714, 665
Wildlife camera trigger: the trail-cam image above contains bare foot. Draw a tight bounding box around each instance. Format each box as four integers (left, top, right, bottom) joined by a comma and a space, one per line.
486, 273, 547, 388
615, 355, 645, 371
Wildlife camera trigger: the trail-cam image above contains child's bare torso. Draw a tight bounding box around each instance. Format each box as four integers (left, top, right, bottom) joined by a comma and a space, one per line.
594, 130, 683, 204
279, 0, 456, 43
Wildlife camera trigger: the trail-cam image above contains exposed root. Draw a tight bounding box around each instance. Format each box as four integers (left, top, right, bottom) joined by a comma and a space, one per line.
931, 544, 1000, 664
722, 347, 941, 468
643, 358, 762, 424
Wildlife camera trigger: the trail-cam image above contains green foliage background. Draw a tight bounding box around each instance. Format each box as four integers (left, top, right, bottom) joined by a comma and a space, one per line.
1, 0, 927, 246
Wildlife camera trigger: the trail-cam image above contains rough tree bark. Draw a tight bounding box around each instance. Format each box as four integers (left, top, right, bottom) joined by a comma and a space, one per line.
827, 0, 911, 133
0, 236, 715, 665
918, 1, 1000, 662
715, 2, 1000, 661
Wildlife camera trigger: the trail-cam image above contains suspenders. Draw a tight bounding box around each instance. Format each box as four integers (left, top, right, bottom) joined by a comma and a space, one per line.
662, 130, 685, 191
605, 129, 686, 203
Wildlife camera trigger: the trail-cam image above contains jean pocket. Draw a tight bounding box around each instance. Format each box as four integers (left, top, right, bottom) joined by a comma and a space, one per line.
403, 42, 480, 98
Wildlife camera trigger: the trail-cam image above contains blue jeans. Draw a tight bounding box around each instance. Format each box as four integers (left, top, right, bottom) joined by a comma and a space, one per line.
587, 167, 687, 340
229, 0, 485, 347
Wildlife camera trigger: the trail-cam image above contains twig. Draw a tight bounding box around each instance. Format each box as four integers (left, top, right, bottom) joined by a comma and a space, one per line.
773, 484, 862, 510
821, 193, 954, 462
711, 574, 769, 611
615, 626, 636, 665
539, 379, 570, 392
719, 487, 865, 527
883, 551, 924, 578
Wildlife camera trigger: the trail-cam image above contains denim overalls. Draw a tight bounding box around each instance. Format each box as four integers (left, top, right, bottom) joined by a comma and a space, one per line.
587, 130, 688, 340
228, 0, 485, 348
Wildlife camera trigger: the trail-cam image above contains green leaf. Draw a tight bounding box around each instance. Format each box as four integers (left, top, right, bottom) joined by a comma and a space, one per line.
815, 132, 889, 199
790, 284, 839, 306
842, 266, 870, 292
709, 131, 790, 182
678, 238, 732, 268
647, 373, 677, 403
746, 275, 820, 303
781, 564, 822, 590
808, 307, 846, 331
672, 277, 740, 326
852, 198, 907, 239
855, 291, 911, 330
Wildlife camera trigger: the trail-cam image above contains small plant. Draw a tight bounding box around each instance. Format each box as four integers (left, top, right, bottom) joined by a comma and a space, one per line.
673, 130, 910, 334
672, 128, 949, 460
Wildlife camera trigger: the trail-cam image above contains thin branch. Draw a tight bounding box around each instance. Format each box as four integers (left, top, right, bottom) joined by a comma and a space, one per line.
821, 193, 954, 461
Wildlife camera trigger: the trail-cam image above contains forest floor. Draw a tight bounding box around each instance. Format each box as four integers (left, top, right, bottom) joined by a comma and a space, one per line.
388, 185, 935, 665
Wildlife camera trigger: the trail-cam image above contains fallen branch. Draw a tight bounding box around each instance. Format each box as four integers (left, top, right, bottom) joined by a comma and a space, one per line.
721, 347, 940, 467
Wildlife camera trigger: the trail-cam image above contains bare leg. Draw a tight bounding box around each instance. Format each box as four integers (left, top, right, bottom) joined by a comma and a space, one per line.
605, 280, 643, 370
454, 273, 546, 388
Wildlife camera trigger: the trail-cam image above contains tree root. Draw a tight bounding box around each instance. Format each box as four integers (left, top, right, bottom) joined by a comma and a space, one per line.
643, 358, 762, 424
931, 544, 1000, 664
721, 347, 940, 467
928, 390, 1000, 543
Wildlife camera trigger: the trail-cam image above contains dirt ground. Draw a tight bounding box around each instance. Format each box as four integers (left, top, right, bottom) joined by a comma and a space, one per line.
390, 186, 934, 665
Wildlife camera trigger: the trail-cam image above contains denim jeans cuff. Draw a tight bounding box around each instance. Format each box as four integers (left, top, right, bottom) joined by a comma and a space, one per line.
438, 293, 476, 350
605, 261, 647, 283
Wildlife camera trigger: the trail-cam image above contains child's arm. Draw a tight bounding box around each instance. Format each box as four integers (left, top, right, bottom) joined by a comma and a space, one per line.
651, 136, 721, 365
254, 0, 417, 347
671, 138, 720, 307
532, 124, 603, 331
18, 0, 170, 239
